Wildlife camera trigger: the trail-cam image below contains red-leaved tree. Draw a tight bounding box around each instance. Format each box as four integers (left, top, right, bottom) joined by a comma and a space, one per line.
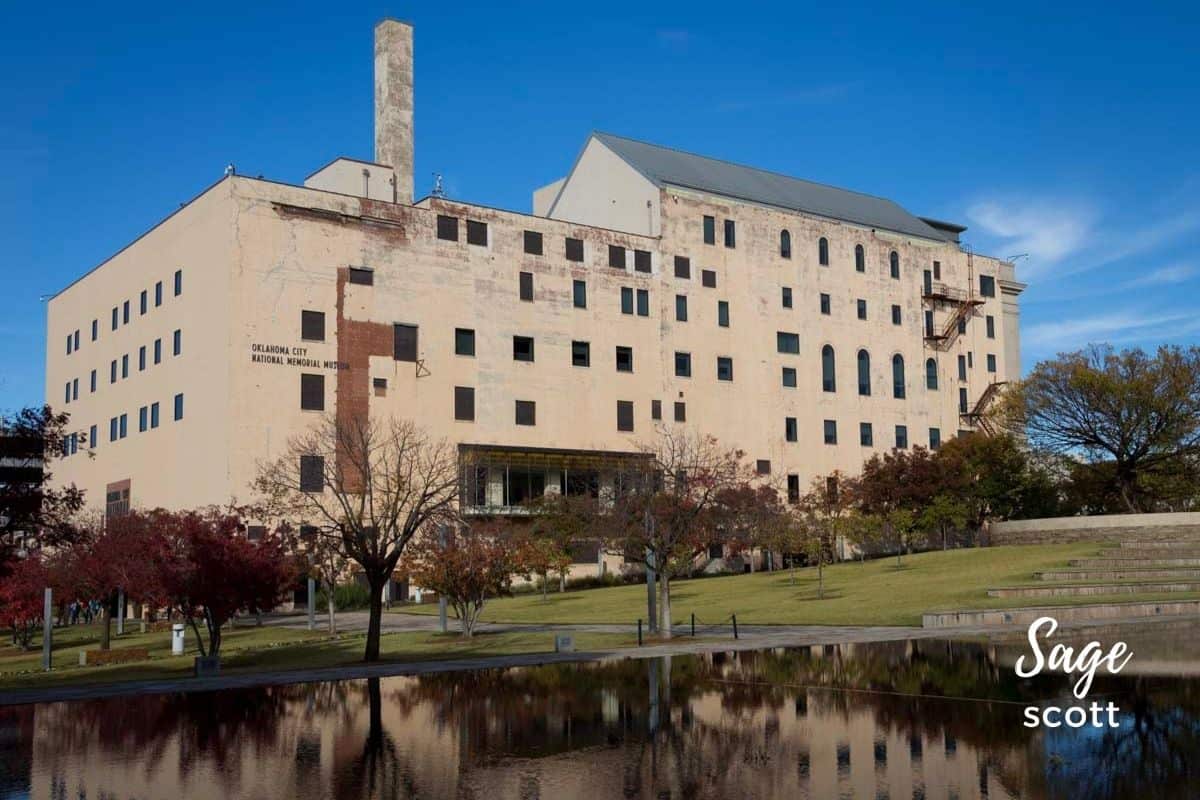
0, 555, 49, 649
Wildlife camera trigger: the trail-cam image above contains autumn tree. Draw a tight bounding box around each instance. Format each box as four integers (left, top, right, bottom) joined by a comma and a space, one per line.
0, 405, 87, 576
604, 429, 755, 638
153, 508, 296, 659
520, 535, 573, 600
255, 415, 459, 661
715, 483, 791, 572
278, 522, 349, 633
1000, 344, 1200, 512
0, 555, 50, 649
400, 521, 530, 637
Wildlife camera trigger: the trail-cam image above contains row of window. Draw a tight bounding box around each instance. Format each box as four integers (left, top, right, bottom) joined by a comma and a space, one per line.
61, 394, 185, 457
62, 331, 183, 405
64, 269, 182, 356
434, 214, 656, 273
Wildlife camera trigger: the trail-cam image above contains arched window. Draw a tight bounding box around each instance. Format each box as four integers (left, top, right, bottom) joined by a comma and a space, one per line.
780, 230, 792, 259
892, 354, 906, 398
819, 237, 830, 266
855, 244, 865, 272
925, 358, 938, 390
889, 251, 900, 279
822, 345, 836, 392
857, 350, 871, 396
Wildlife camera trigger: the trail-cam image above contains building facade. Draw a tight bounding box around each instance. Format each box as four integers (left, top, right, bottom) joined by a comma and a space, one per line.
43, 20, 1025, 552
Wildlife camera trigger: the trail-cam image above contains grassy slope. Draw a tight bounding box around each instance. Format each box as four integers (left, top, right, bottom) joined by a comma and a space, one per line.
401, 543, 1200, 627
0, 623, 635, 690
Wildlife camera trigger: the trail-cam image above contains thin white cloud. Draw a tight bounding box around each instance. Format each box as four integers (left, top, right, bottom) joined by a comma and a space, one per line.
1024, 309, 1195, 351
1124, 263, 1198, 288
966, 201, 1095, 272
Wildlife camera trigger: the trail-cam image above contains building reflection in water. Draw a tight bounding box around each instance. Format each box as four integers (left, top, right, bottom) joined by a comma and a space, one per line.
5, 636, 1200, 799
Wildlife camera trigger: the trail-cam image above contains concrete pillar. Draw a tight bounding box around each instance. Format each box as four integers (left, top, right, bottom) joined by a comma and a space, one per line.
42, 588, 53, 671
307, 577, 316, 631
116, 588, 125, 635
374, 19, 413, 205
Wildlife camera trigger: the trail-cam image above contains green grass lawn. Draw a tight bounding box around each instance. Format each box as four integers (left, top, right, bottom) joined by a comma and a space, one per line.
399, 543, 1200, 627
0, 621, 636, 692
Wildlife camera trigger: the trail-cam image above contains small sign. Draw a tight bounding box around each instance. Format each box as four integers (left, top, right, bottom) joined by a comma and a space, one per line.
554, 634, 575, 653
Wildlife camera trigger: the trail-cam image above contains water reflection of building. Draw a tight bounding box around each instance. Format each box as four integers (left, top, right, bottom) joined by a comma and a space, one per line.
20, 640, 1199, 799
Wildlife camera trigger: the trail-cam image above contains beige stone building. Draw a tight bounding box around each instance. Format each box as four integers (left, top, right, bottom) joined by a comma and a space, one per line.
43, 20, 1024, 569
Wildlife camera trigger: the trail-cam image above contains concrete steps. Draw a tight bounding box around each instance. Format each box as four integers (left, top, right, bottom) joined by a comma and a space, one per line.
987, 582, 1200, 598
923, 599, 1200, 628
1071, 557, 1200, 568
1104, 546, 1200, 558
1038, 568, 1200, 581
1116, 539, 1200, 549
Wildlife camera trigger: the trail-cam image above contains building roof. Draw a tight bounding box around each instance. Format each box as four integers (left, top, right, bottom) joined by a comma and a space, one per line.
592, 131, 957, 243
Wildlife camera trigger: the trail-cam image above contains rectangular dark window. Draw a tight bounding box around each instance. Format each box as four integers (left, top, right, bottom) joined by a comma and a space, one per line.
454, 386, 475, 421
717, 356, 733, 381
617, 400, 634, 432
565, 237, 584, 262
173, 329, 181, 356
782, 367, 797, 387
701, 269, 716, 288
455, 327, 475, 356
173, 269, 182, 296
119, 414, 127, 438
615, 346, 633, 372
892, 305, 902, 325
777, 332, 800, 354
394, 323, 418, 361
896, 425, 908, 448
467, 220, 488, 246
634, 250, 652, 273
173, 393, 184, 421
979, 274, 996, 297
986, 315, 995, 338
571, 340, 590, 367
302, 310, 326, 341
820, 293, 831, 315
109, 417, 118, 442
153, 339, 161, 364
702, 215, 715, 245
515, 400, 536, 426
723, 219, 736, 248
929, 427, 941, 449
857, 299, 867, 320
66, 334, 73, 355
717, 300, 729, 327
150, 402, 159, 429
958, 354, 967, 381
573, 279, 587, 308
675, 351, 692, 377
925, 310, 935, 337
823, 419, 838, 445
121, 354, 128, 378
608, 245, 626, 269
110, 360, 117, 383
782, 287, 793, 308
987, 353, 997, 373
958, 317, 967, 335
651, 400, 662, 420
299, 455, 324, 492
674, 401, 686, 422
111, 307, 118, 330
620, 287, 634, 314
959, 387, 969, 413
373, 377, 387, 394
138, 346, 146, 371
348, 267, 374, 285
636, 288, 649, 317
138, 406, 148, 433
140, 290, 147, 315
519, 271, 534, 301
154, 282, 162, 307
674, 256, 690, 279
787, 475, 800, 504
122, 300, 130, 324
523, 230, 543, 255
513, 336, 535, 362
933, 260, 941, 280
91, 319, 98, 341
785, 417, 798, 442
675, 294, 688, 322
89, 424, 97, 447
436, 215, 459, 241
89, 370, 96, 393
860, 422, 874, 446
301, 373, 325, 411
756, 459, 771, 475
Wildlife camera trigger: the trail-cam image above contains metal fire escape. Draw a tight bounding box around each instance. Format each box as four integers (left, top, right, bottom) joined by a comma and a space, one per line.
922, 249, 984, 351
960, 380, 1007, 435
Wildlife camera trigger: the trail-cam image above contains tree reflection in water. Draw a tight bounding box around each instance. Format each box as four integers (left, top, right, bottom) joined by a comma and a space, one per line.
7, 634, 1200, 799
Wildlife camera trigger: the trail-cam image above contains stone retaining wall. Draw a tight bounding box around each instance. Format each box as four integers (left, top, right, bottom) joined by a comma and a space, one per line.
990, 512, 1200, 545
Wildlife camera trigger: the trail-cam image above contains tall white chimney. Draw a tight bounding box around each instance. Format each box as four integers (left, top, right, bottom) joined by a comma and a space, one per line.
374, 19, 413, 205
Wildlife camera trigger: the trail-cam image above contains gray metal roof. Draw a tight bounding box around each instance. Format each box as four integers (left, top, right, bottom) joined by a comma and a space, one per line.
592, 132, 955, 242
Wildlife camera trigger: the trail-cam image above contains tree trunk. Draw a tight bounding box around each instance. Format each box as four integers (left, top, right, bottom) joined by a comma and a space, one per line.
327, 591, 337, 634
658, 576, 672, 639
99, 605, 112, 651
364, 572, 385, 662
559, 572, 566, 593
542, 573, 548, 601
817, 560, 824, 600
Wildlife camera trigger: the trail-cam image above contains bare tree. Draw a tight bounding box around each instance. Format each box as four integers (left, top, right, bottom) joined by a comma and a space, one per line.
279, 522, 349, 634
255, 415, 459, 661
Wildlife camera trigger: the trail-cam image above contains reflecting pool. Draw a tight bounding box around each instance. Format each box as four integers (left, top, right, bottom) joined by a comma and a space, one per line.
3, 636, 1199, 799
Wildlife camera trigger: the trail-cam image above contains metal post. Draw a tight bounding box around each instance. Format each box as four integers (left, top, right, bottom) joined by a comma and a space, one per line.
637, 618, 643, 647
732, 614, 738, 640
438, 525, 449, 633
645, 547, 657, 634
116, 588, 125, 636
691, 613, 695, 637
307, 577, 316, 631
42, 587, 53, 672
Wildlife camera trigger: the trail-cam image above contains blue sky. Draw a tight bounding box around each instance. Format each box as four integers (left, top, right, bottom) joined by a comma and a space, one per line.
3, 1, 1199, 411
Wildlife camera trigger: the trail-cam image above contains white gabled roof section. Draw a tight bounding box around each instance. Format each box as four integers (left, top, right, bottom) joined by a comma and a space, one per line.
543, 135, 661, 237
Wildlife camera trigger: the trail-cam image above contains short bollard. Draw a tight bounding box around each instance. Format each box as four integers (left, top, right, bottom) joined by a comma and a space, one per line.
171, 623, 185, 656
554, 634, 574, 653
691, 613, 696, 637
637, 619, 643, 647
732, 614, 739, 640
